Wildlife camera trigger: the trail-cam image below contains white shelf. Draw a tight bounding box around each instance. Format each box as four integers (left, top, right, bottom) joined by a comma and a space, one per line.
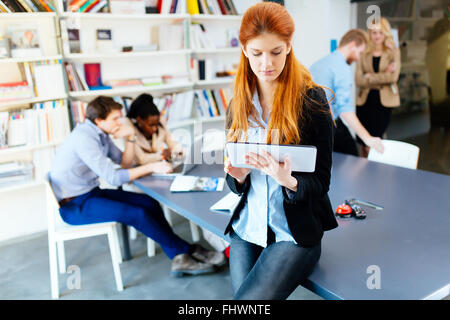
0, 141, 63, 157
0, 12, 57, 19
0, 95, 68, 111
191, 14, 242, 21
59, 12, 189, 20
65, 50, 190, 60
194, 78, 234, 88
68, 82, 194, 100
192, 47, 241, 55
0, 180, 44, 194
0, 55, 63, 64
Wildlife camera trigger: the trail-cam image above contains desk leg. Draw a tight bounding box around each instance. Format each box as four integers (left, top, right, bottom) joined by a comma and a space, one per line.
120, 223, 132, 261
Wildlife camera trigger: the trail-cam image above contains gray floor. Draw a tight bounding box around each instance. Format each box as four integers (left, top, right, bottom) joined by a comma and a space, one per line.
0, 108, 448, 300
0, 220, 322, 300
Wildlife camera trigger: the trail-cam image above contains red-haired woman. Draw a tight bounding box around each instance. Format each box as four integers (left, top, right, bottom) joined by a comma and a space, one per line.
224, 2, 338, 300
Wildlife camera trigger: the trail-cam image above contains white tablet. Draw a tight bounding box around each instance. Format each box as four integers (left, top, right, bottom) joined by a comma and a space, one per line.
225, 142, 317, 173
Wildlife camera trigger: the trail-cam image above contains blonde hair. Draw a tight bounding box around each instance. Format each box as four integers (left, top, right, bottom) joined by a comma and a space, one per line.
367, 17, 395, 52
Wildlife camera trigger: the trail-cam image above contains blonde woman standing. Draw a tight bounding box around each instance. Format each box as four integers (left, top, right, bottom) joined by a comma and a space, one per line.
355, 17, 401, 157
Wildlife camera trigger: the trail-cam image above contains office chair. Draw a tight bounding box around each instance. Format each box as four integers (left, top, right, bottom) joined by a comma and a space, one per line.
368, 139, 420, 169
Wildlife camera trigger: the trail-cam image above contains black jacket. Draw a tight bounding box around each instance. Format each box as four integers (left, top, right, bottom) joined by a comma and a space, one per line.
225, 86, 338, 247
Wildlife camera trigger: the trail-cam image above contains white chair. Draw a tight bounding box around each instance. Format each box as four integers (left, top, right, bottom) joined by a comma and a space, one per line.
44, 175, 123, 299
368, 139, 420, 169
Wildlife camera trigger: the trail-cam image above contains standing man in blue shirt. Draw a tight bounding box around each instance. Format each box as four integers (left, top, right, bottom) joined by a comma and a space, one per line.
310, 29, 384, 156
50, 96, 225, 277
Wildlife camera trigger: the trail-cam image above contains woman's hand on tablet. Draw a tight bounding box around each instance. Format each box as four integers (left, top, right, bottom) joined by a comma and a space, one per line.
245, 150, 298, 191
224, 159, 250, 185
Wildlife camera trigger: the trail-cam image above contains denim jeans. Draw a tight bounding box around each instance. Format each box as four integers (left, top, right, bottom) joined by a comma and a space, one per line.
229, 230, 321, 300
59, 187, 191, 259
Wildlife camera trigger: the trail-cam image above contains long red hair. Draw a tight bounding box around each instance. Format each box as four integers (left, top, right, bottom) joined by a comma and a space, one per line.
227, 2, 317, 145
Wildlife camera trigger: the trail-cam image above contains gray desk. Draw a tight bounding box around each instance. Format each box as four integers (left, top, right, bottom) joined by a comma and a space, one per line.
134, 153, 450, 300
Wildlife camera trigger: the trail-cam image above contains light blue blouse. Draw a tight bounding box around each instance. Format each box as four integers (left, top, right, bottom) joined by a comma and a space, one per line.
231, 90, 297, 247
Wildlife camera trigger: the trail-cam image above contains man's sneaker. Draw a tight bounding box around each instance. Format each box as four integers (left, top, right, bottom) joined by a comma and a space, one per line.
171, 253, 215, 277
191, 244, 227, 268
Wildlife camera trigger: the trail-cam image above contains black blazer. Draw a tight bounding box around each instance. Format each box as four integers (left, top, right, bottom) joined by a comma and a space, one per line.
225, 86, 338, 247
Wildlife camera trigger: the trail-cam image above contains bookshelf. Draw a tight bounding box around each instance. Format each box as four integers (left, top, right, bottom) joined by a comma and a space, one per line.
0, 0, 253, 242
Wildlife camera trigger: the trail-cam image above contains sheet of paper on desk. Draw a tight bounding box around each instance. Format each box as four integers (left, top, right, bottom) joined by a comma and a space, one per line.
210, 192, 241, 213
170, 175, 225, 192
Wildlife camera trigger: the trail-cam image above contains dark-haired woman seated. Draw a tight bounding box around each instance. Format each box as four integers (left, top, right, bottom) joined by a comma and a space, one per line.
125, 93, 184, 165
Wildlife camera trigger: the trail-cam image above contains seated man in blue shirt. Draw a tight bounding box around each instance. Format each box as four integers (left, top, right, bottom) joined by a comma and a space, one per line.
310, 29, 384, 156
50, 96, 225, 277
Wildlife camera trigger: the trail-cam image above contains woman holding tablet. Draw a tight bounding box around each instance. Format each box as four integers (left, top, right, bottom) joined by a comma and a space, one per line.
224, 2, 338, 300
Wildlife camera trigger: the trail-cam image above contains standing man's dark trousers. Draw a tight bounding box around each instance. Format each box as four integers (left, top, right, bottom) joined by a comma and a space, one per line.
333, 117, 359, 156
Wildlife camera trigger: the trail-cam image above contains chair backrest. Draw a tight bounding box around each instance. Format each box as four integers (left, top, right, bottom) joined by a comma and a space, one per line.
44, 173, 70, 233
368, 139, 420, 169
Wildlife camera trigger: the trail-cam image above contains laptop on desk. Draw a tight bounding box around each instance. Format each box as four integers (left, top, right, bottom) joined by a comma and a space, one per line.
151, 135, 202, 178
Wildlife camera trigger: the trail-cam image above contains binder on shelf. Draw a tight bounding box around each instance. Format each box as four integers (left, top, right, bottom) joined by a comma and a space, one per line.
83, 63, 111, 90
187, 0, 199, 14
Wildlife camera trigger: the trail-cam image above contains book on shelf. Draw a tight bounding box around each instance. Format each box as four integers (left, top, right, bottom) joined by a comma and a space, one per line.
154, 91, 194, 125
157, 24, 185, 51
194, 0, 238, 15
68, 29, 81, 54
96, 29, 115, 53
3, 100, 70, 148
161, 73, 189, 84
0, 1, 12, 12
0, 161, 34, 187
67, 0, 106, 12
190, 23, 215, 50
109, 0, 145, 14
83, 63, 112, 90
28, 59, 66, 98
193, 88, 230, 118
103, 79, 143, 88
6, 25, 42, 58
142, 76, 164, 86
68, 100, 87, 128
0, 81, 34, 103
0, 111, 9, 148
4, 0, 55, 12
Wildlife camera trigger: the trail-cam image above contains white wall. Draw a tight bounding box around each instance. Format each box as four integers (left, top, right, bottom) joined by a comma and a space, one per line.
285, 0, 352, 68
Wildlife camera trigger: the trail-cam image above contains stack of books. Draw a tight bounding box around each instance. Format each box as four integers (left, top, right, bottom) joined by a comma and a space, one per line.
4, 100, 70, 148
0, 161, 34, 188
67, 0, 108, 13
156, 91, 195, 125
0, 0, 55, 12
188, 0, 238, 15
194, 88, 230, 118
0, 81, 33, 103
